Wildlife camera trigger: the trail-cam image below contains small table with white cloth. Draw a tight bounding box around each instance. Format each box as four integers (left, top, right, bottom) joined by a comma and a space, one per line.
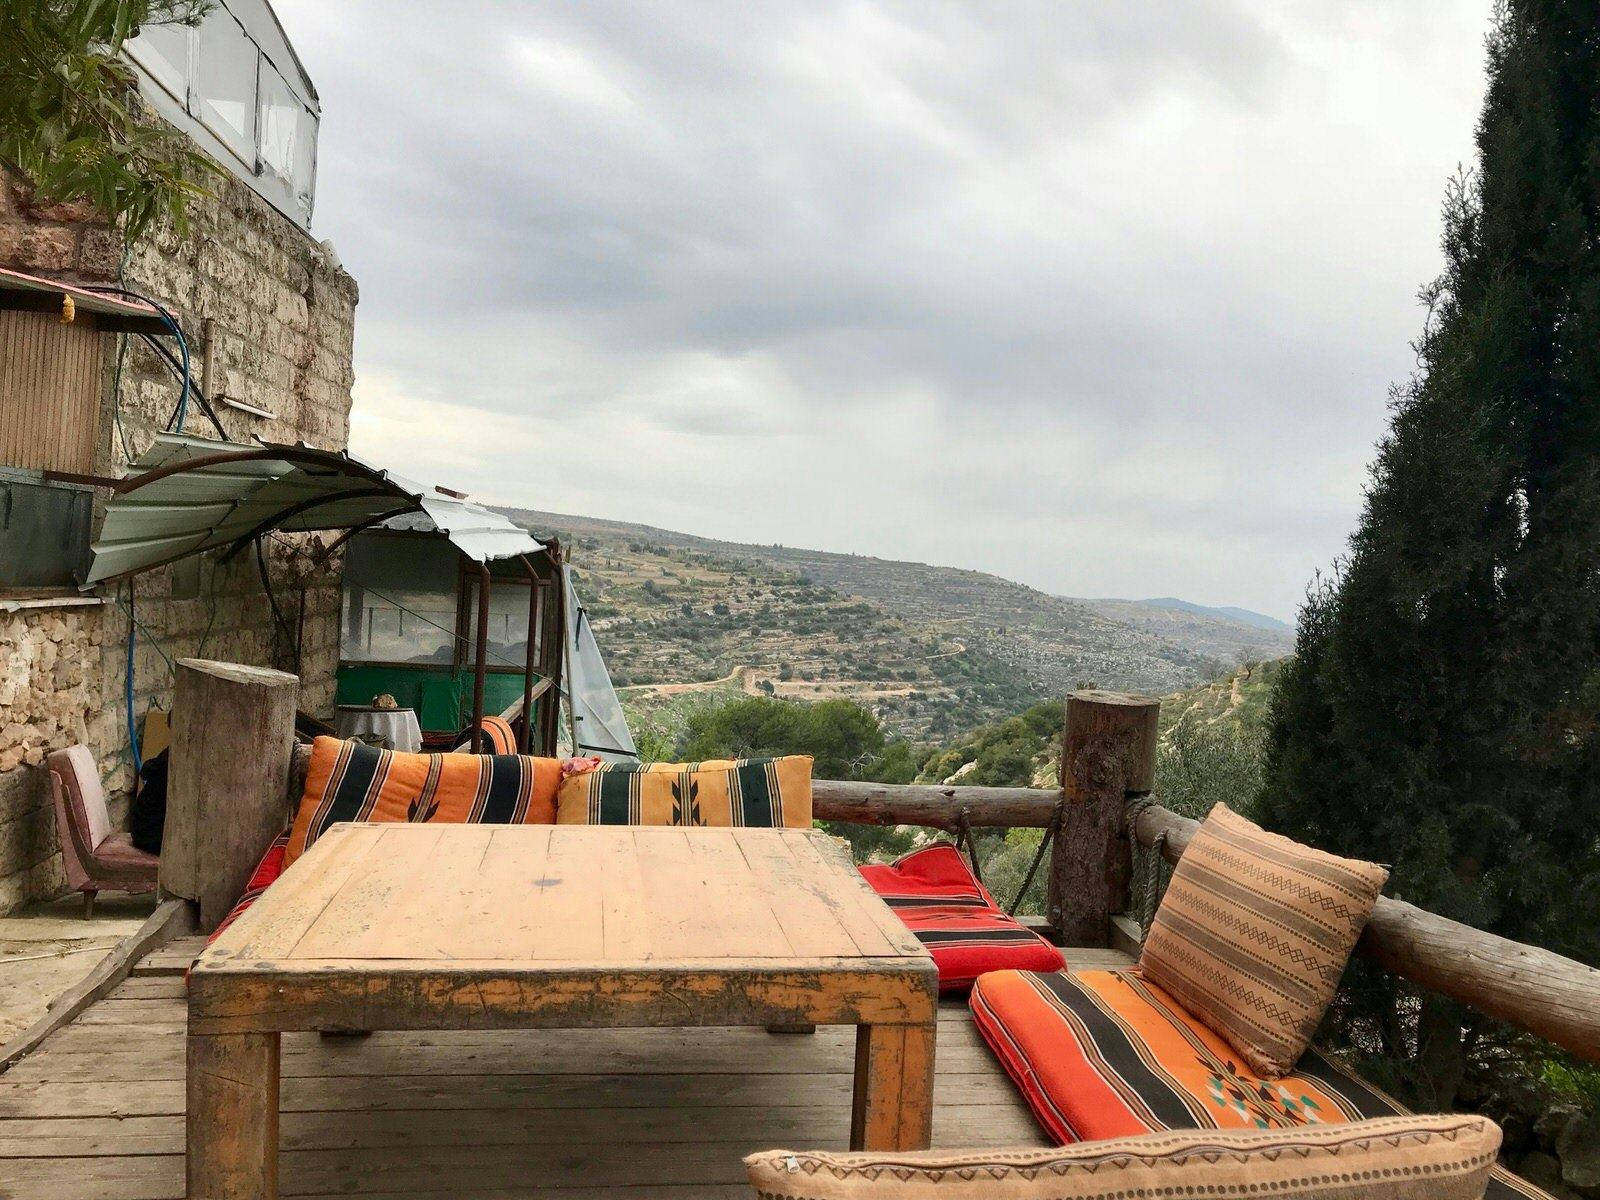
333, 705, 423, 753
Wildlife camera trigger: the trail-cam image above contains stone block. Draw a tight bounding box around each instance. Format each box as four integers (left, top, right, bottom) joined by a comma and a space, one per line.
77, 225, 123, 278
1559, 1113, 1600, 1196
0, 224, 76, 272
19, 188, 98, 223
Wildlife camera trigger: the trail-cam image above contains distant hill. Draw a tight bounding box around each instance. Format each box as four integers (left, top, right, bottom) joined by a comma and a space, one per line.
505, 507, 1292, 739
1072, 597, 1295, 663
1135, 597, 1293, 633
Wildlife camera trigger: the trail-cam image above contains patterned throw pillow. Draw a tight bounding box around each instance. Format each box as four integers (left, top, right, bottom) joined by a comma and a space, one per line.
555, 756, 812, 828
1138, 803, 1389, 1079
745, 1114, 1500, 1200
284, 736, 563, 865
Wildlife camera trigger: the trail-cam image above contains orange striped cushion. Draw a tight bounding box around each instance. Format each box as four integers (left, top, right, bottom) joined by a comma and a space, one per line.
285, 736, 562, 865
555, 756, 812, 828
453, 715, 518, 754
1138, 803, 1388, 1079
966, 968, 1544, 1200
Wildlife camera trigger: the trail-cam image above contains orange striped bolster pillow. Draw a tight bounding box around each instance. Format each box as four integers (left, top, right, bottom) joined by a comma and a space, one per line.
286, 736, 562, 865
556, 756, 812, 828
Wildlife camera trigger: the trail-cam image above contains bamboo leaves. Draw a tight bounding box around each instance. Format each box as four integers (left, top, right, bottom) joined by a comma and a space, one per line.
0, 0, 220, 242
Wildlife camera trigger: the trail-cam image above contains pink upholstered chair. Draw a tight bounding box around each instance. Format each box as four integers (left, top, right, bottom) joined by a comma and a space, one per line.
47, 746, 159, 916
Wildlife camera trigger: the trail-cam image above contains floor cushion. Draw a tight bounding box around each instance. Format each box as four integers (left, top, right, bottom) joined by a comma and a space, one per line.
199, 832, 289, 956
286, 736, 563, 865
858, 844, 1064, 993
1139, 802, 1388, 1078
969, 967, 1553, 1200
555, 756, 812, 828
745, 1113, 1502, 1199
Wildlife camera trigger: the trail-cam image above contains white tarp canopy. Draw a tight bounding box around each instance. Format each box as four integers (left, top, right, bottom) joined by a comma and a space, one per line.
562, 566, 638, 762
86, 435, 542, 584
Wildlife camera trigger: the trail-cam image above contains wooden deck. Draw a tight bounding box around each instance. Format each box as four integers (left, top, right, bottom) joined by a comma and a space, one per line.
0, 937, 1133, 1198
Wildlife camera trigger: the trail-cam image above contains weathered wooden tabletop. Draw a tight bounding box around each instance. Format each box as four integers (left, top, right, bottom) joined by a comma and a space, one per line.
186, 824, 939, 1198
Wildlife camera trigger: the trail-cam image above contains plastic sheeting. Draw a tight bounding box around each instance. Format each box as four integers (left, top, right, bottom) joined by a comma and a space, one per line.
562, 566, 638, 762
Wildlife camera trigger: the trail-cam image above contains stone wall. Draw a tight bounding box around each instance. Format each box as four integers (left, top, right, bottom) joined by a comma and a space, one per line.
0, 160, 358, 914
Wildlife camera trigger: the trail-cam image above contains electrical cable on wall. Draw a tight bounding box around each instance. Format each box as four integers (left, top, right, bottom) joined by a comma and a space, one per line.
139, 333, 228, 438
81, 285, 193, 433
89, 278, 218, 775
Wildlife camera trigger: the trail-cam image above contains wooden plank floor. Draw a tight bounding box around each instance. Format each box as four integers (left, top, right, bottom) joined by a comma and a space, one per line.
0, 938, 1132, 1198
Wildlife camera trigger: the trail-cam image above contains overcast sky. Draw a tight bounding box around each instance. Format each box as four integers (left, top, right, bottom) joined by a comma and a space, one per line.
274, 0, 1492, 622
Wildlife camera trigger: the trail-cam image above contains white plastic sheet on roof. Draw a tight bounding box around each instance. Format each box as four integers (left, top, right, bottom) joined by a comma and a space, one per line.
562, 566, 638, 762
85, 435, 542, 584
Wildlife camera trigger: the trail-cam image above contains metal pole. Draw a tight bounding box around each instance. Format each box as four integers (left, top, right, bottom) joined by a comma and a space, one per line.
472, 562, 491, 753
560, 564, 578, 755
544, 541, 566, 756
517, 555, 538, 754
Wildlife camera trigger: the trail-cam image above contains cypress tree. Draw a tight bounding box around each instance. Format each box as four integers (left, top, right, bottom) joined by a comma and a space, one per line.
1260, 0, 1600, 1105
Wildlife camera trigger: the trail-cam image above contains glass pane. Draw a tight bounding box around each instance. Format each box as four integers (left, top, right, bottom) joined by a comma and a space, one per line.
292, 106, 318, 216
465, 579, 534, 669
341, 536, 461, 665
257, 66, 300, 181
258, 66, 318, 219
194, 9, 257, 163
127, 23, 190, 102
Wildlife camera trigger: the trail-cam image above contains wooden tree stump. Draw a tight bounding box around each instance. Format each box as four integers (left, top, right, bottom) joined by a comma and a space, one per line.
163, 659, 299, 933
1049, 690, 1160, 947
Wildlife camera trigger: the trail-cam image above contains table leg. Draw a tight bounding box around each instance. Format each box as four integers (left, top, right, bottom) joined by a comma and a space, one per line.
187, 1031, 280, 1200
850, 1022, 936, 1151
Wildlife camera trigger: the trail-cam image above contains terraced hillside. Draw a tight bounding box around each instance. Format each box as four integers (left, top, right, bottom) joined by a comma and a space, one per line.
1073, 598, 1294, 664
505, 508, 1286, 740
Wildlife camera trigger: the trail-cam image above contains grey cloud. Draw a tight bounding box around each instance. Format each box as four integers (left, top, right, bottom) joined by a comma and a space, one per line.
278, 0, 1492, 619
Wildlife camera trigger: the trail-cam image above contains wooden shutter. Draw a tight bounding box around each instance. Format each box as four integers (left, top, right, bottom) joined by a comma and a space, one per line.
0, 310, 102, 474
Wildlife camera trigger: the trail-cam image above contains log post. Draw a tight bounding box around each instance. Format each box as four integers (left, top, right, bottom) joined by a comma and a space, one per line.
1049, 690, 1160, 946
163, 659, 299, 933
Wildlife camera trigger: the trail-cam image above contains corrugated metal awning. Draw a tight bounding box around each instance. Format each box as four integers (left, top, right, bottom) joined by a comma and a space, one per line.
0, 267, 174, 336
85, 435, 542, 583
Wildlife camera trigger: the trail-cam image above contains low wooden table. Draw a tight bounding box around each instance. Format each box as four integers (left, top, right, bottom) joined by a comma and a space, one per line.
186, 823, 939, 1199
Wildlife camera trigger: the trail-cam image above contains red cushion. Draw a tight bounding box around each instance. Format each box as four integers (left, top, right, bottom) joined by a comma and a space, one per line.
858, 843, 1064, 992
205, 833, 289, 947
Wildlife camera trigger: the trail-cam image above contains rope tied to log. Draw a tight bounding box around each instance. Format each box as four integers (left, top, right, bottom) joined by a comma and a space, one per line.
1006, 800, 1063, 916
1127, 794, 1167, 949
954, 808, 985, 886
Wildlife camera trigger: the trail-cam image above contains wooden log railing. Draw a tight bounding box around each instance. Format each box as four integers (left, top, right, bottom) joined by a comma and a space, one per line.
812, 779, 1058, 831
816, 689, 1600, 1065
816, 689, 1161, 947
1131, 804, 1600, 1065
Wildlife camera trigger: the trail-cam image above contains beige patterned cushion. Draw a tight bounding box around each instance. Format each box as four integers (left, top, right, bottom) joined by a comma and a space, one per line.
1138, 803, 1389, 1078
745, 1114, 1500, 1199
